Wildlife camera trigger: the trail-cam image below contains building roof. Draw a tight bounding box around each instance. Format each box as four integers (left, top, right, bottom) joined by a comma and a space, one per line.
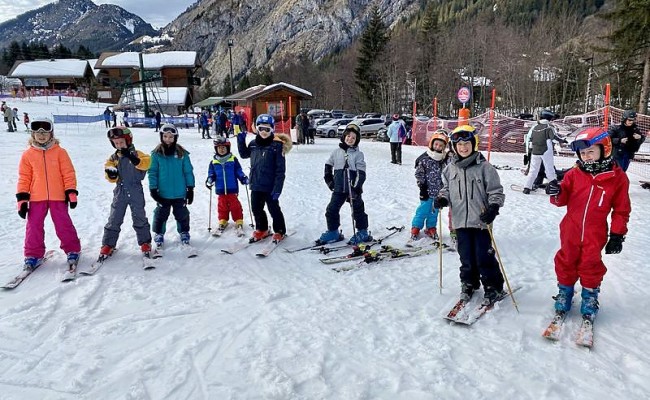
96, 51, 200, 69
224, 82, 313, 101
118, 86, 189, 107
8, 59, 93, 78
193, 96, 228, 107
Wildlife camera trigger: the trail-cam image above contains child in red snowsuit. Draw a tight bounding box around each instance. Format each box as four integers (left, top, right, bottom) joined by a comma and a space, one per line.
548, 127, 631, 320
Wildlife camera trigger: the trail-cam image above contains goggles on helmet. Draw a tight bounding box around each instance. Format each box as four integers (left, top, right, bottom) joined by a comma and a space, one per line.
30, 120, 52, 133
450, 129, 474, 143
161, 126, 178, 134
107, 127, 129, 139
257, 126, 273, 133
570, 131, 609, 152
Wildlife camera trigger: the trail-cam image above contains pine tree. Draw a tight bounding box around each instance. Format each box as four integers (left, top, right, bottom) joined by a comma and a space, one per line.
354, 6, 389, 111
599, 0, 650, 113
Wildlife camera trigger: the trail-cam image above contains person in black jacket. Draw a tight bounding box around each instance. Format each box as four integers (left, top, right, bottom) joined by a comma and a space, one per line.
608, 110, 646, 171
237, 114, 292, 242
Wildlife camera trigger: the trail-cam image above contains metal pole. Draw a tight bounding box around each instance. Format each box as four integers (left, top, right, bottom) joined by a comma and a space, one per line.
584, 56, 594, 113
487, 225, 519, 313
138, 52, 149, 117
228, 39, 234, 95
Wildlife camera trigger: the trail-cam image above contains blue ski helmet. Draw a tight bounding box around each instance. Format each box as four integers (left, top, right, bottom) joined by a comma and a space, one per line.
255, 114, 275, 129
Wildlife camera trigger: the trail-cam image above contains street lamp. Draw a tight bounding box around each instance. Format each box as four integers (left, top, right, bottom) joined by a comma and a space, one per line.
227, 39, 234, 95
580, 56, 594, 113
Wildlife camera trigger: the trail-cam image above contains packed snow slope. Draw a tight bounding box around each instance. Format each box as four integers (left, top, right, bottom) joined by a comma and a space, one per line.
0, 97, 649, 400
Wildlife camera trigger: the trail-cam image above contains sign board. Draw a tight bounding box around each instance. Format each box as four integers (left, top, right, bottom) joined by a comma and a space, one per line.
457, 87, 471, 104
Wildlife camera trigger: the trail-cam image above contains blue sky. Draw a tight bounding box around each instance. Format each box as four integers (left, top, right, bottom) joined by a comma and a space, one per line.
0, 0, 197, 28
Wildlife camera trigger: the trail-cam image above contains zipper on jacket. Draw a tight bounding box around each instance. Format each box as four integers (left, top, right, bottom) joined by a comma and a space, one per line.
581, 186, 595, 242
221, 163, 229, 194
598, 188, 605, 207
42, 150, 50, 202
463, 169, 469, 227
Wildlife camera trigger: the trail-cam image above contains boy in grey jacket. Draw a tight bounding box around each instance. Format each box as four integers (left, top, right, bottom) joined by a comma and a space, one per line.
317, 123, 372, 245
435, 125, 506, 305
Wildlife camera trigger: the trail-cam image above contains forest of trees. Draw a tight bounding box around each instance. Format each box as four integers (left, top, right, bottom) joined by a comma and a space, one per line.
0, 41, 96, 74
211, 0, 648, 117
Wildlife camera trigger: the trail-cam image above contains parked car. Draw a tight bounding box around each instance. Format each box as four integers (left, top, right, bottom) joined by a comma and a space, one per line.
330, 110, 352, 119
337, 118, 386, 138
316, 118, 353, 138
307, 109, 332, 119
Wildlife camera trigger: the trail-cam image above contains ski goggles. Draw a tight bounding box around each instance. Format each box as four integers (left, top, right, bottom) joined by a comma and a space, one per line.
344, 124, 361, 136
161, 126, 178, 134
570, 131, 609, 152
449, 129, 475, 143
257, 126, 273, 133
107, 127, 130, 139
30, 120, 52, 133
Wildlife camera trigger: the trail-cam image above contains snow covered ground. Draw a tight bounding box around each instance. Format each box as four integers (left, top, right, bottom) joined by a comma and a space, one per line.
1, 97, 649, 400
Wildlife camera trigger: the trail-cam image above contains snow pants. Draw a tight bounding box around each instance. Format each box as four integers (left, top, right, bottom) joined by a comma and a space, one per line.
554, 225, 608, 289
411, 199, 439, 230
390, 142, 402, 164
456, 228, 504, 291
24, 201, 81, 258
614, 153, 631, 172
152, 199, 190, 235
325, 192, 369, 232
526, 150, 557, 189
250, 191, 286, 234
217, 193, 244, 223
102, 184, 151, 247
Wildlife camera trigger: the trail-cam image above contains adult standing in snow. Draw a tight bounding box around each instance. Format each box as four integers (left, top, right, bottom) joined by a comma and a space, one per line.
103, 107, 111, 128
4, 104, 14, 132
295, 112, 304, 144
154, 111, 162, 132
523, 109, 565, 194
16, 117, 81, 270
435, 125, 506, 305
123, 110, 130, 127
548, 127, 630, 321
237, 114, 292, 243
387, 114, 405, 164
608, 109, 646, 172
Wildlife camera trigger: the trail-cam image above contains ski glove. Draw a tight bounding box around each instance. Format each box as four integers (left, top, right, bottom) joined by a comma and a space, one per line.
419, 184, 429, 201
434, 196, 448, 209
105, 167, 118, 180
241, 176, 249, 185
271, 192, 281, 201
150, 189, 164, 205
480, 204, 500, 224
120, 148, 140, 166
65, 189, 78, 209
16, 192, 29, 219
324, 165, 334, 191
545, 180, 561, 196
523, 154, 529, 165
605, 234, 624, 254
186, 187, 194, 205
205, 178, 214, 189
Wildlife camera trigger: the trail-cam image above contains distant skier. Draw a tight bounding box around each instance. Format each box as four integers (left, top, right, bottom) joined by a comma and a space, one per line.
608, 109, 646, 172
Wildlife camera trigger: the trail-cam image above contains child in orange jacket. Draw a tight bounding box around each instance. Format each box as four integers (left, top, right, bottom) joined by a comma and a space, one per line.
16, 118, 81, 270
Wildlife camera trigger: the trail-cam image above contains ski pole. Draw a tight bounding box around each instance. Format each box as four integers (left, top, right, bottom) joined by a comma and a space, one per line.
208, 188, 213, 232
438, 209, 443, 294
244, 184, 255, 228
344, 157, 357, 239
487, 224, 519, 313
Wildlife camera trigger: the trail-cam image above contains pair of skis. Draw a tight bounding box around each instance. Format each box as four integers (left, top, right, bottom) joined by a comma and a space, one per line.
211, 222, 246, 238
443, 287, 520, 325
285, 226, 405, 254
332, 246, 439, 273
542, 311, 595, 348
221, 230, 295, 257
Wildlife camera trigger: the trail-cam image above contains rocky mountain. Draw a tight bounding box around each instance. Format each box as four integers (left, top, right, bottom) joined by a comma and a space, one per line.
161, 0, 420, 87
0, 0, 158, 53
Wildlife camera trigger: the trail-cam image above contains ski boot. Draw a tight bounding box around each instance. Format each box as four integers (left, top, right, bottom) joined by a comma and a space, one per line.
272, 232, 286, 243
317, 230, 344, 245
235, 222, 245, 237
180, 232, 190, 245
66, 252, 80, 267
99, 245, 114, 257
482, 286, 507, 306
580, 287, 600, 320
23, 256, 44, 271
553, 284, 574, 313
141, 243, 152, 259
424, 227, 439, 241
250, 229, 271, 243
410, 227, 420, 241
459, 282, 475, 302
347, 229, 373, 245
218, 219, 228, 233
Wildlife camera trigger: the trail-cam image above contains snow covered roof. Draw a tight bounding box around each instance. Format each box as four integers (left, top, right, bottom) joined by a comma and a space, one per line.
88, 59, 101, 77
224, 82, 312, 101
119, 86, 189, 106
98, 51, 199, 69
9, 59, 92, 78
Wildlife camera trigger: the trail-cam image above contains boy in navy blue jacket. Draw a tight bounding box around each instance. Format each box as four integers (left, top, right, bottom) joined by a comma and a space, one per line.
206, 136, 248, 236
237, 114, 292, 242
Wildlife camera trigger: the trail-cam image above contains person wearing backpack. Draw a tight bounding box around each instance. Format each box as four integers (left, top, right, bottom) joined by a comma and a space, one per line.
387, 114, 405, 164
523, 109, 564, 194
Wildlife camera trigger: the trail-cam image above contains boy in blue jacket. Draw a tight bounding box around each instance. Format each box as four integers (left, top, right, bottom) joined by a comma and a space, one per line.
148, 124, 195, 252
206, 136, 248, 236
237, 114, 292, 243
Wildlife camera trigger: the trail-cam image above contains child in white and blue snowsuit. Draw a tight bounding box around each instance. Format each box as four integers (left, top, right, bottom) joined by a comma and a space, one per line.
318, 123, 372, 245
148, 124, 195, 249
411, 130, 451, 240
435, 125, 506, 305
